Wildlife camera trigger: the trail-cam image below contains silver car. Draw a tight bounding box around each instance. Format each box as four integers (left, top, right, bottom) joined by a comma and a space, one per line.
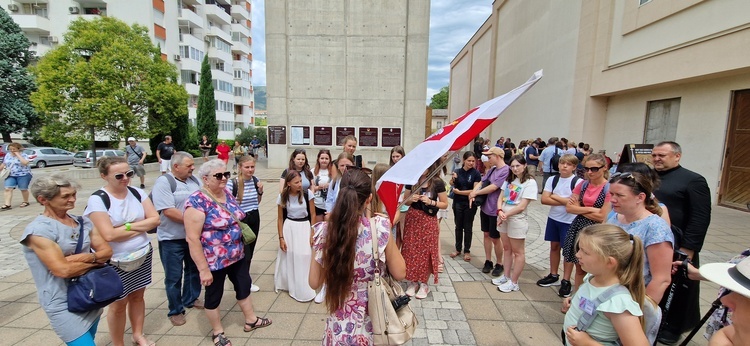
22, 147, 75, 168
73, 149, 126, 168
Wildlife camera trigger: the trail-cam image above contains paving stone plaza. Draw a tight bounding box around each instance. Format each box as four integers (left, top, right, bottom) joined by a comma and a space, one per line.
0, 157, 747, 345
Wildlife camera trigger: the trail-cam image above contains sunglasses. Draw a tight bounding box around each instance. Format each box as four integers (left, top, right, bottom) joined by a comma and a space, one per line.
212, 172, 232, 180
610, 172, 634, 180
345, 165, 373, 174
114, 170, 135, 180
584, 166, 605, 172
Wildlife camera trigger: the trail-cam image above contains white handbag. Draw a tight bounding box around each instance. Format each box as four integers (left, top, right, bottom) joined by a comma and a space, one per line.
0, 167, 9, 181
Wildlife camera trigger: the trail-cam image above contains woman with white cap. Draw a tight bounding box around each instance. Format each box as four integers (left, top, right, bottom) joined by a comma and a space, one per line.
699, 256, 750, 345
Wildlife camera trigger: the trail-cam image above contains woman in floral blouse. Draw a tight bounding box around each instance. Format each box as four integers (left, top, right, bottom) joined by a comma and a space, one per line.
310, 169, 406, 345
185, 159, 272, 346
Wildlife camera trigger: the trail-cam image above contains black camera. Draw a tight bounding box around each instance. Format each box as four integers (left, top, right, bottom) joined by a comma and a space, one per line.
392, 295, 411, 311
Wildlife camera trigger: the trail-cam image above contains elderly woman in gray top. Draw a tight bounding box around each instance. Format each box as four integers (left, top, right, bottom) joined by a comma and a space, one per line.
21, 174, 113, 346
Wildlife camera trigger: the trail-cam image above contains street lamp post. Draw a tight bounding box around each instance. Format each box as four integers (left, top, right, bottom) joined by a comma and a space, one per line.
74, 48, 97, 167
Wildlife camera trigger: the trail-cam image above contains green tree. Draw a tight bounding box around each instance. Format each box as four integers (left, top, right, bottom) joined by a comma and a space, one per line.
197, 55, 217, 154
429, 86, 449, 109
0, 8, 38, 143
30, 17, 187, 150
236, 127, 266, 147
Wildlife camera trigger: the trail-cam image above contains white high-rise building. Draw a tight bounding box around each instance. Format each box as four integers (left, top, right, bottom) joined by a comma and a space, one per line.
3, 0, 254, 140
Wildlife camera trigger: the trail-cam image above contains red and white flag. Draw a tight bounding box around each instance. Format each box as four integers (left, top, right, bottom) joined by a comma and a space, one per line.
376, 70, 543, 223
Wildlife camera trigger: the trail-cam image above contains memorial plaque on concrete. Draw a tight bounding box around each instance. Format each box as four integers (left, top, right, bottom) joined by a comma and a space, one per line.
313, 126, 333, 146
336, 127, 356, 146
268, 126, 287, 145
358, 127, 378, 147
381, 127, 402, 147
291, 126, 310, 145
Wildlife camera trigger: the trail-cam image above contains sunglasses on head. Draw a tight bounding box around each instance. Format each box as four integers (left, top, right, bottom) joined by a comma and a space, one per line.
212, 172, 232, 180
114, 170, 135, 180
584, 166, 605, 172
345, 165, 373, 174
610, 172, 634, 180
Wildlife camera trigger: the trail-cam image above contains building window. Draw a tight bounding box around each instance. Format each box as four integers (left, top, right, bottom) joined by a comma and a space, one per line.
644, 98, 680, 144
639, 0, 652, 5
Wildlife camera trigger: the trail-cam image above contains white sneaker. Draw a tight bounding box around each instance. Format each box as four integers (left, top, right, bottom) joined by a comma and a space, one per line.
497, 280, 520, 293
251, 284, 260, 292
415, 283, 429, 299
405, 282, 418, 297
491, 275, 509, 286
314, 285, 326, 304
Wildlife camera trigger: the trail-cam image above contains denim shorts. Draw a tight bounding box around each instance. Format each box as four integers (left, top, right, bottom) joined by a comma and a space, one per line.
4, 174, 32, 190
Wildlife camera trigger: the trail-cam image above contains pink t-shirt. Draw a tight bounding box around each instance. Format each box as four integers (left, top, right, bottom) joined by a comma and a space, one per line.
572, 181, 611, 207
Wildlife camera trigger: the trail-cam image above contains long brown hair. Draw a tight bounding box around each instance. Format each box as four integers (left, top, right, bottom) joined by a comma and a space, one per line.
235, 155, 256, 204
578, 224, 647, 329
323, 169, 371, 314
280, 170, 303, 206
330, 152, 355, 186
370, 163, 389, 213
507, 155, 533, 184
314, 149, 331, 176
287, 148, 313, 181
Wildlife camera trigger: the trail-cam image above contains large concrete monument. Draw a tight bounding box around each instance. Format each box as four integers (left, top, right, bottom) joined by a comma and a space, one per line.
265, 0, 430, 168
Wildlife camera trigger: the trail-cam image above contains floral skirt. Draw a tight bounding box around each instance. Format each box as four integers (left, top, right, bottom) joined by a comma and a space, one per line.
401, 207, 439, 284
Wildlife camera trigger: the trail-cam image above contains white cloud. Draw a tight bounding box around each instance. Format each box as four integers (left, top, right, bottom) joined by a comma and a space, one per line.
426, 0, 493, 102
251, 0, 266, 86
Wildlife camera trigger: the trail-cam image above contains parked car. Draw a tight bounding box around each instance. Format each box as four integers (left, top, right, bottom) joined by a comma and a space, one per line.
22, 147, 75, 168
73, 149, 126, 168
0, 142, 36, 161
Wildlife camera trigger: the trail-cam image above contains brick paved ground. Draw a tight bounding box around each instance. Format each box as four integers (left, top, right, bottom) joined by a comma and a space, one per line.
0, 157, 746, 345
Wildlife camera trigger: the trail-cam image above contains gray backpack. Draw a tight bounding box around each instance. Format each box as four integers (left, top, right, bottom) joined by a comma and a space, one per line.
574, 284, 661, 345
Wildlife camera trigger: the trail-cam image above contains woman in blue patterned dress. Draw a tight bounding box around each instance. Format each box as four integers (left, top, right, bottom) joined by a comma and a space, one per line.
607, 171, 674, 303
310, 169, 406, 345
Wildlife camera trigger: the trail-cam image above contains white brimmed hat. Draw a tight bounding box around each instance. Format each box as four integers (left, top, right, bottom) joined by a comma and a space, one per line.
700, 256, 750, 299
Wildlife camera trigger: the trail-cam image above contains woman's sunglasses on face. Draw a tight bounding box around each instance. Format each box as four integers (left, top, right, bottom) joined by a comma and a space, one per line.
114, 170, 135, 180
212, 172, 232, 180
584, 166, 604, 172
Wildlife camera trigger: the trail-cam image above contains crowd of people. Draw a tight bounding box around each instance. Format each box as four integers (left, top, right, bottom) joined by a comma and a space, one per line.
17, 132, 742, 346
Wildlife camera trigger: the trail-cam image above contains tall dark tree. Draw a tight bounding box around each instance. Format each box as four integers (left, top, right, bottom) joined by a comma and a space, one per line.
429, 86, 449, 109
0, 8, 38, 143
196, 55, 217, 154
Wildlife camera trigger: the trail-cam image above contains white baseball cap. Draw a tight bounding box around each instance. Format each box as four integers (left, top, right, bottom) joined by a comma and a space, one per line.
127, 137, 136, 142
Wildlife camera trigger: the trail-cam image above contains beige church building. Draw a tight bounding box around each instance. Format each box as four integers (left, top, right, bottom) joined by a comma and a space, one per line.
450, 0, 750, 208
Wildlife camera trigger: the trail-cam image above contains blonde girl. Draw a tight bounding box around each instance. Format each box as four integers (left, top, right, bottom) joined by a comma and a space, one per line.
563, 224, 651, 346
493, 155, 538, 293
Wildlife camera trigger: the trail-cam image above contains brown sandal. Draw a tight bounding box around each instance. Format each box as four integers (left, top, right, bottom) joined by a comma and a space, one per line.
19, 202, 29, 208
449, 251, 460, 258
463, 253, 471, 262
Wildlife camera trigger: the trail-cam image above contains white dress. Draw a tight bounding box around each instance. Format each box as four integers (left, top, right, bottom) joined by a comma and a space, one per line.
274, 190, 316, 302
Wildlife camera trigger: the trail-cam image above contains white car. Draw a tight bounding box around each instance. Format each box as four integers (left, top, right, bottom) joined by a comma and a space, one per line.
73, 149, 126, 168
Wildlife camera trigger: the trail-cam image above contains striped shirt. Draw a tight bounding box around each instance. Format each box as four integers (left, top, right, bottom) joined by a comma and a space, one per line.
226, 177, 260, 212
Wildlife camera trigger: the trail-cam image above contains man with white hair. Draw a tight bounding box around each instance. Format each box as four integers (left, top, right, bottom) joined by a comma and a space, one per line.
151, 151, 203, 326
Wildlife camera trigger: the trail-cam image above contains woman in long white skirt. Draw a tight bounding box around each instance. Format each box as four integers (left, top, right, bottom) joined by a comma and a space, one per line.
274, 170, 316, 302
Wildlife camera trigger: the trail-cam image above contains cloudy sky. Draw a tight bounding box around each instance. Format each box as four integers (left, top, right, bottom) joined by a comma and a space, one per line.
250, 0, 493, 103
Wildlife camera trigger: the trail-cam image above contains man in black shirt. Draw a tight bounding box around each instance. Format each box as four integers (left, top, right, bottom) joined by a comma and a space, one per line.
652, 141, 712, 345
156, 135, 176, 175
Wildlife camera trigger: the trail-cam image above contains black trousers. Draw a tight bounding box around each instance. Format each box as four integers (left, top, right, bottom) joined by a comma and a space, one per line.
241, 209, 261, 266
452, 201, 477, 253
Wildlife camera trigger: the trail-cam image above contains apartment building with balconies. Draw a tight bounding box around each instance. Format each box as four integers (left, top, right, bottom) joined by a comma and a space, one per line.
3, 0, 254, 140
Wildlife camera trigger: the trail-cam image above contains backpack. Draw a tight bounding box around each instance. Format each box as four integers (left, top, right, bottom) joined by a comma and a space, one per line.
551, 175, 580, 192
91, 186, 142, 210
230, 176, 261, 204
282, 191, 311, 222
145, 174, 200, 233
574, 283, 661, 346
550, 147, 561, 172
